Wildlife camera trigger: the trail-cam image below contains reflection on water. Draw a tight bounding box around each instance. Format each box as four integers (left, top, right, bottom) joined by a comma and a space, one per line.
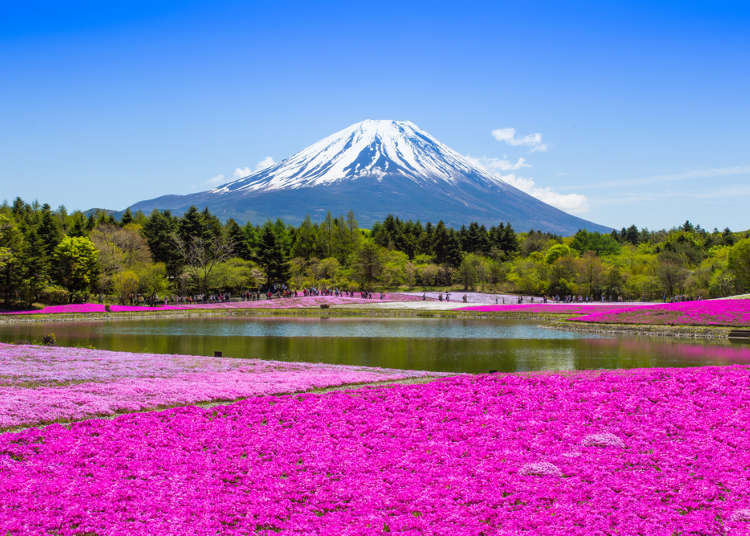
1, 317, 749, 374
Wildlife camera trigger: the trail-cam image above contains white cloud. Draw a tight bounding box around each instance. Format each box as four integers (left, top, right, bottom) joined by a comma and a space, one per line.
206, 157, 277, 187
492, 127, 547, 152
232, 167, 252, 178
206, 174, 227, 187
254, 156, 276, 170
231, 157, 277, 179
499, 173, 589, 215
468, 156, 530, 173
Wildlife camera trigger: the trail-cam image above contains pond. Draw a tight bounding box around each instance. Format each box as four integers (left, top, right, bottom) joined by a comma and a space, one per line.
1, 316, 749, 373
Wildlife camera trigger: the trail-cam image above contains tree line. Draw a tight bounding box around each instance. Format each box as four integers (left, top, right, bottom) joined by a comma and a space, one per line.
1, 197, 750, 307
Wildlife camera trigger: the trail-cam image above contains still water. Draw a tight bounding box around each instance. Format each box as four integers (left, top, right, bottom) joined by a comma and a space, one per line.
1, 317, 749, 373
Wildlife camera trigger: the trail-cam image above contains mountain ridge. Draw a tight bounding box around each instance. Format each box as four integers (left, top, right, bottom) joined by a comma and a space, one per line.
127, 120, 610, 234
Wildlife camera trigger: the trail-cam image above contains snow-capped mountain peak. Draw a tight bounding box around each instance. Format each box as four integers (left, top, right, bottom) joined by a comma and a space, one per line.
211, 119, 503, 194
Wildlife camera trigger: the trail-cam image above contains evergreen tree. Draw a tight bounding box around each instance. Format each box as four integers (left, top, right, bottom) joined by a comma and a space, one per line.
68, 213, 89, 237
225, 219, 251, 260
257, 225, 289, 287
433, 222, 463, 267
0, 214, 26, 304
121, 208, 134, 225
142, 210, 181, 276
178, 206, 206, 243
38, 205, 62, 258
242, 223, 259, 260
290, 215, 318, 259
20, 225, 48, 303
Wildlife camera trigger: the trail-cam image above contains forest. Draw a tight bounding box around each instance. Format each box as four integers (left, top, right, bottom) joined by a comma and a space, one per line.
1, 197, 750, 306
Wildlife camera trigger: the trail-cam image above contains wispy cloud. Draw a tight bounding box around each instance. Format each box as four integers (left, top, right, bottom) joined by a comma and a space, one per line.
232, 167, 252, 179
492, 128, 547, 152
569, 165, 750, 190
206, 174, 228, 187
593, 184, 750, 205
469, 148, 584, 214
206, 157, 277, 187
499, 173, 589, 215
254, 156, 277, 171
467, 156, 530, 173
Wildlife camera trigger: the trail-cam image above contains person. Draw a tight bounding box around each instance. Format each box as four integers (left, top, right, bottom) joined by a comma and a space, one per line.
422, 293, 427, 301
438, 293, 443, 302
446, 293, 450, 302
462, 294, 468, 303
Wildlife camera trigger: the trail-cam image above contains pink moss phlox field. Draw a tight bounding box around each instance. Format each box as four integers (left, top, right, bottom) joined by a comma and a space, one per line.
572, 299, 750, 327
0, 344, 437, 429
0, 294, 423, 315
2, 367, 750, 535
457, 303, 636, 314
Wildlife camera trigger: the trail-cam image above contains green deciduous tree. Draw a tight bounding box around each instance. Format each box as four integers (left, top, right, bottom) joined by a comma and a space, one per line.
728, 238, 750, 292
52, 236, 100, 298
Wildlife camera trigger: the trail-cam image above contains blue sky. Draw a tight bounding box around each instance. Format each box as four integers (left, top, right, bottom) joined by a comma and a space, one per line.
1, 0, 749, 230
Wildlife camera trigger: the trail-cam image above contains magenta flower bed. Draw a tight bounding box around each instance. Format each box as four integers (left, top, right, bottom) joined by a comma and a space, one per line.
1, 366, 749, 534
0, 303, 187, 315
572, 299, 750, 327
457, 303, 636, 314
0, 344, 438, 429
0, 294, 423, 316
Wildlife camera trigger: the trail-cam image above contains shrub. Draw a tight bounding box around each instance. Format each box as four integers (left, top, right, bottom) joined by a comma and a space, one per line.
69, 291, 90, 304
41, 333, 56, 346
39, 285, 70, 305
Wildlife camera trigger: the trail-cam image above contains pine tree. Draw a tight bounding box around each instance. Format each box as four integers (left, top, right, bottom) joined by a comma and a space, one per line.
38, 205, 62, 258
0, 214, 26, 304
225, 219, 251, 259
68, 213, 89, 237
290, 215, 318, 259
257, 225, 289, 287
143, 210, 181, 276
121, 208, 134, 226
433, 222, 462, 266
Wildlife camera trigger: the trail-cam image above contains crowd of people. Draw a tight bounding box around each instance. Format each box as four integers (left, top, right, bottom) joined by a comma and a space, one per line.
120, 286, 391, 306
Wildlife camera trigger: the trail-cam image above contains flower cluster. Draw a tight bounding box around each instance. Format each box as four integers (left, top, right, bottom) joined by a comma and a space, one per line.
0, 344, 439, 429
1, 294, 423, 316
457, 303, 635, 314
2, 366, 749, 534
572, 299, 750, 327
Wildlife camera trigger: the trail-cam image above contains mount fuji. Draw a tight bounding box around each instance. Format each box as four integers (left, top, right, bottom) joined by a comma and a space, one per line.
127, 120, 609, 234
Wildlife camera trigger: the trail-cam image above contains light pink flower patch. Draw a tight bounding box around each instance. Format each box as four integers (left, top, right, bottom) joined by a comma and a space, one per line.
0, 343, 441, 429
519, 461, 562, 477
582, 432, 625, 449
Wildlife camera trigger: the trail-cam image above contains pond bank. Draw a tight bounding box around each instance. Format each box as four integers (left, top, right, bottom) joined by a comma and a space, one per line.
551, 320, 734, 339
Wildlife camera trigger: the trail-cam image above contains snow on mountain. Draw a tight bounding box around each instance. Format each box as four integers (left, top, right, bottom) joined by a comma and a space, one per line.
126, 119, 609, 234
210, 119, 506, 194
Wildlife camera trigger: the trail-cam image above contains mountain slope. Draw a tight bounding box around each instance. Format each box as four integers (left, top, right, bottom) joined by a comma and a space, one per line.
128, 120, 609, 234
